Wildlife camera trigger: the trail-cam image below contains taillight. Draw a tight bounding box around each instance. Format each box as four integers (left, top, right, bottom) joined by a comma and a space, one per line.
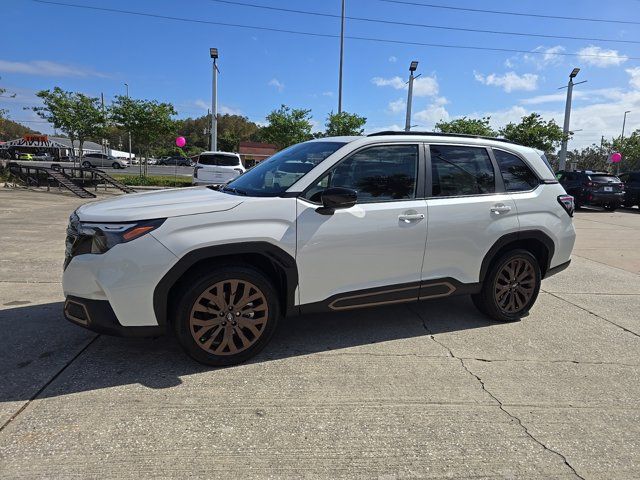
194, 165, 202, 178
557, 195, 575, 217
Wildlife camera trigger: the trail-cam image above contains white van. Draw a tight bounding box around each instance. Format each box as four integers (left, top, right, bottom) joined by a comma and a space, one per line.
193, 151, 245, 186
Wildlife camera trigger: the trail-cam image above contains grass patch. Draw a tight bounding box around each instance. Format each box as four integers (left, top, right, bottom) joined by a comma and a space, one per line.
112, 174, 192, 187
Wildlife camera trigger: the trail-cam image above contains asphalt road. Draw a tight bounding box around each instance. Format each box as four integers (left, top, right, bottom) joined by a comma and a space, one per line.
0, 188, 638, 479
14, 160, 194, 177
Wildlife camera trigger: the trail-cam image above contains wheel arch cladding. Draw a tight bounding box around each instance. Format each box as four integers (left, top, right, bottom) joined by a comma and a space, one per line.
480, 231, 554, 282
153, 242, 298, 327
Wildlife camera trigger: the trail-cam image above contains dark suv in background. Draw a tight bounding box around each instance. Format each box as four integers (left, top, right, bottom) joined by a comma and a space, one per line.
619, 171, 640, 209
558, 170, 625, 211
157, 156, 193, 167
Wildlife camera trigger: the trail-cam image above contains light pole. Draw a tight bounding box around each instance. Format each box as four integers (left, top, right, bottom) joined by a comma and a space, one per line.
210, 48, 219, 152
124, 83, 132, 169
621, 110, 631, 142
558, 68, 585, 172
338, 0, 345, 114
405, 61, 418, 132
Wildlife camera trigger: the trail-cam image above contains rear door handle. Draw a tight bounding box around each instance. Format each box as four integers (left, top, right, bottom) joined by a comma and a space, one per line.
490, 204, 512, 215
398, 213, 425, 223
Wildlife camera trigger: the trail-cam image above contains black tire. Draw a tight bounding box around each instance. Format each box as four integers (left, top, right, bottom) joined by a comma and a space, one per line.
471, 249, 541, 322
112, 162, 121, 169
82, 161, 92, 168
604, 203, 617, 212
173, 266, 280, 366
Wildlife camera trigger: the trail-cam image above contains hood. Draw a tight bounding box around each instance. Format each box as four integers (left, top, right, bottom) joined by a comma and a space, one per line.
76, 187, 243, 222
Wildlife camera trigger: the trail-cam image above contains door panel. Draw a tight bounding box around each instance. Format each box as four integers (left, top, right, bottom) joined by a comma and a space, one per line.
424, 195, 519, 284
296, 198, 427, 305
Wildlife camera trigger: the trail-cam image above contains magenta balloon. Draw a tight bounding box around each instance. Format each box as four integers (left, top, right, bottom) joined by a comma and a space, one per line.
611, 152, 622, 163
175, 136, 186, 148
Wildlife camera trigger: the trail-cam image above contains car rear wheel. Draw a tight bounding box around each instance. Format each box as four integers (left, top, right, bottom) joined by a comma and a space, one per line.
472, 249, 541, 322
604, 203, 617, 211
112, 162, 121, 169
173, 266, 280, 366
82, 161, 92, 168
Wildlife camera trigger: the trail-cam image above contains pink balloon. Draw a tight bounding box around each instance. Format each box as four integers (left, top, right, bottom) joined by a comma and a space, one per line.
175, 136, 186, 148
611, 152, 622, 163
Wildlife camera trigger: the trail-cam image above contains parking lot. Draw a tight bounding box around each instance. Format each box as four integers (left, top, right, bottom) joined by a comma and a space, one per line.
0, 188, 638, 479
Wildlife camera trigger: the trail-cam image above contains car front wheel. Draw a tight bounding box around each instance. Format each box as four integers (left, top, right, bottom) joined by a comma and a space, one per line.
173, 266, 280, 366
82, 161, 92, 168
472, 249, 541, 322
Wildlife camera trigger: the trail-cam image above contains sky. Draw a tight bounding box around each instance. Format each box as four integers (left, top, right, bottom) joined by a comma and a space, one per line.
2, 0, 640, 150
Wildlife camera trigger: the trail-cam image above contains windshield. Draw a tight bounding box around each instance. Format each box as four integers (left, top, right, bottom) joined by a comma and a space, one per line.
223, 141, 346, 196
589, 174, 620, 183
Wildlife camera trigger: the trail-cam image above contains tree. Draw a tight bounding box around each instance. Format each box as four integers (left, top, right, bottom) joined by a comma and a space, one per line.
435, 116, 497, 137
0, 118, 38, 141
325, 111, 367, 136
261, 105, 313, 149
605, 130, 640, 172
499, 113, 565, 152
31, 87, 106, 163
110, 96, 177, 175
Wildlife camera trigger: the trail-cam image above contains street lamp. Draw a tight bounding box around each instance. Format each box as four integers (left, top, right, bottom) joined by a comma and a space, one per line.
210, 48, 219, 152
405, 61, 419, 132
124, 83, 132, 169
558, 68, 586, 171
622, 110, 631, 141
338, 0, 345, 114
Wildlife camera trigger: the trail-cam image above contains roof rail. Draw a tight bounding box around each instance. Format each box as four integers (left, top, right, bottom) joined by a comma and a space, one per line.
366, 130, 517, 145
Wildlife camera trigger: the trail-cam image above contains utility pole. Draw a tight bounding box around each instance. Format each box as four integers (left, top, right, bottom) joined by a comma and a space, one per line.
405, 61, 418, 132
210, 48, 219, 152
338, 0, 345, 114
621, 110, 631, 142
124, 83, 132, 170
558, 68, 585, 172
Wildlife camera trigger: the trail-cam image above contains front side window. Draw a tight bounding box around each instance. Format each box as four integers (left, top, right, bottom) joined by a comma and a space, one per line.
430, 145, 495, 197
223, 141, 346, 196
304, 144, 419, 203
494, 149, 539, 192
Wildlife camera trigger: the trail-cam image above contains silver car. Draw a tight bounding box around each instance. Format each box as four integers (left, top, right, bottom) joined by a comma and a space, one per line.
81, 153, 129, 169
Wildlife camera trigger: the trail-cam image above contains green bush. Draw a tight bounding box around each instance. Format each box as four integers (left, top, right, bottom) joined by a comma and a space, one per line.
112, 174, 192, 187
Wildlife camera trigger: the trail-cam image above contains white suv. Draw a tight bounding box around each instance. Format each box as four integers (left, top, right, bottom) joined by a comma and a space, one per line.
193, 151, 245, 186
63, 133, 576, 366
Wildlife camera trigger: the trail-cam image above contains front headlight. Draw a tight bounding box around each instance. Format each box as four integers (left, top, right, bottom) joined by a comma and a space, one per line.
78, 218, 166, 254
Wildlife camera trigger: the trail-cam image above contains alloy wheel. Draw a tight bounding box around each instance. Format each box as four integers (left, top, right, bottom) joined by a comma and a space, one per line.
493, 258, 536, 313
189, 279, 269, 355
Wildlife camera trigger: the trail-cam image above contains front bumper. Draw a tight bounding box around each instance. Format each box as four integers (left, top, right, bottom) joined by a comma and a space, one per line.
64, 296, 163, 337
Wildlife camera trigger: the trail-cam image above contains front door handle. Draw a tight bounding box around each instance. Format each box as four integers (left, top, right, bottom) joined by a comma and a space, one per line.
398, 213, 425, 223
491, 204, 512, 215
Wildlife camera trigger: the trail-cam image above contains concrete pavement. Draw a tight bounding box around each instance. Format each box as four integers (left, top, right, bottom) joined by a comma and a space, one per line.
0, 188, 638, 479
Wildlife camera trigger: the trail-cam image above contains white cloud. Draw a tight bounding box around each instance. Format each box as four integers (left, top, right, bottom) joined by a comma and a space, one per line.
0, 59, 106, 77
387, 97, 406, 114
268, 78, 284, 92
524, 45, 565, 69
193, 99, 209, 110
322, 91, 333, 97
388, 56, 397, 63
220, 105, 243, 115
627, 67, 640, 90
371, 75, 439, 97
414, 97, 450, 127
578, 45, 628, 67
474, 71, 538, 93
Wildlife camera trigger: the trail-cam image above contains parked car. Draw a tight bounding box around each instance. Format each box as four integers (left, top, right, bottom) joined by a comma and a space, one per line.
193, 151, 244, 186
557, 170, 625, 211
16, 152, 35, 160
33, 152, 54, 161
157, 156, 192, 167
619, 171, 640, 208
81, 153, 129, 169
63, 133, 576, 366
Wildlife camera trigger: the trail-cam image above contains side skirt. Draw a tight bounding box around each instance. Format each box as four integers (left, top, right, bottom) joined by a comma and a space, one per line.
298, 278, 481, 315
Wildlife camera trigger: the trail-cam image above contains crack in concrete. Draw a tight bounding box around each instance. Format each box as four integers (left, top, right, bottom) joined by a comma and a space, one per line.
545, 291, 640, 339
0, 334, 99, 434
408, 305, 586, 480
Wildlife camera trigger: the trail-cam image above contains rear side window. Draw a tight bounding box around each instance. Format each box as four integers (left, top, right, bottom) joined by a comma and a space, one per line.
494, 149, 539, 192
199, 154, 240, 166
430, 145, 495, 197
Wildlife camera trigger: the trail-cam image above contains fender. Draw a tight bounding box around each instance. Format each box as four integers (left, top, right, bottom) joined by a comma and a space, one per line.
153, 241, 298, 327
479, 230, 555, 282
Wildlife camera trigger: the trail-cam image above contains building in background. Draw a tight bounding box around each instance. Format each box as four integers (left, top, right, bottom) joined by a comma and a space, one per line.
238, 141, 277, 168
0, 135, 134, 159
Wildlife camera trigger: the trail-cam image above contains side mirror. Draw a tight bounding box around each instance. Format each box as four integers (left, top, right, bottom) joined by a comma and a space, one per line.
317, 187, 357, 215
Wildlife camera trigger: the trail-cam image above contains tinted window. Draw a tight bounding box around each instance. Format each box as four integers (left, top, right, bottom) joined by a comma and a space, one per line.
589, 174, 621, 183
430, 145, 495, 196
305, 144, 418, 203
494, 149, 539, 192
223, 141, 346, 197
199, 154, 240, 167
